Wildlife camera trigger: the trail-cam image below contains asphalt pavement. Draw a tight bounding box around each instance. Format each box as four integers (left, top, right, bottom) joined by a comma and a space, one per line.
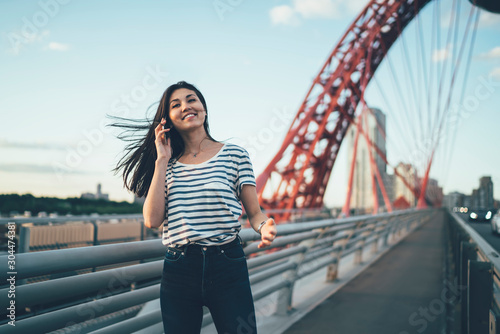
283, 211, 447, 334
457, 212, 500, 251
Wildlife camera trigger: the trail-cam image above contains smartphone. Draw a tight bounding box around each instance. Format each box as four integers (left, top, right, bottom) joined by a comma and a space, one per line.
163, 118, 172, 140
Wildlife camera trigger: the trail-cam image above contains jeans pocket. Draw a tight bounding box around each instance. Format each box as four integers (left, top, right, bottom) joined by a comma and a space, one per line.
221, 244, 246, 261
164, 248, 183, 262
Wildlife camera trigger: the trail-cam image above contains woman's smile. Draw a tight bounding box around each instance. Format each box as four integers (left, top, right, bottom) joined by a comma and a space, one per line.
182, 112, 197, 120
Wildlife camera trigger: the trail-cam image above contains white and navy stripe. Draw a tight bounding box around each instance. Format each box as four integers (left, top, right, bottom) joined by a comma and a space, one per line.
162, 143, 256, 246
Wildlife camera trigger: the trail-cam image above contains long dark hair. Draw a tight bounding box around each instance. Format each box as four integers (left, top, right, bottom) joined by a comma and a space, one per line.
110, 81, 216, 197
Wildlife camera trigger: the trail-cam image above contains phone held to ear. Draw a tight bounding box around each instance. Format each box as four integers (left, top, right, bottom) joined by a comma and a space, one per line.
163, 118, 171, 140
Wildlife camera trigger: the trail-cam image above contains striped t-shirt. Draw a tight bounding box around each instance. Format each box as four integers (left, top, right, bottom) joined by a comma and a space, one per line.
162, 143, 256, 246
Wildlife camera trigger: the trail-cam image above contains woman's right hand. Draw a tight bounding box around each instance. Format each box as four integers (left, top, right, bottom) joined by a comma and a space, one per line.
154, 118, 172, 162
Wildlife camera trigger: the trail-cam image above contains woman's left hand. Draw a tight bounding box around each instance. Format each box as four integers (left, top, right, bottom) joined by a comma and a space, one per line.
258, 218, 277, 249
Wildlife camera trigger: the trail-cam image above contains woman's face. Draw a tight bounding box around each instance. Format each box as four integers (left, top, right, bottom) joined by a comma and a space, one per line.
168, 88, 206, 132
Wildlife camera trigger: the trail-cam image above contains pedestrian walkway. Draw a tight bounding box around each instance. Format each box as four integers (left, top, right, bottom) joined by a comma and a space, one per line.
284, 211, 447, 334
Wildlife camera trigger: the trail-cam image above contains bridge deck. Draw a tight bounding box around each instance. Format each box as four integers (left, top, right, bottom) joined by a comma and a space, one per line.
284, 212, 447, 334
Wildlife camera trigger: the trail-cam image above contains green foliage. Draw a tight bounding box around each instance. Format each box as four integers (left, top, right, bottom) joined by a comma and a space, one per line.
0, 194, 142, 216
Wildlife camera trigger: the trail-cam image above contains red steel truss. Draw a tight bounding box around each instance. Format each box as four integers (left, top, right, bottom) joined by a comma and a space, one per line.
256, 0, 433, 221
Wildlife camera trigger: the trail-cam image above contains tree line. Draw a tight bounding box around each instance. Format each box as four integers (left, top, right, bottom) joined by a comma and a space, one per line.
0, 194, 142, 217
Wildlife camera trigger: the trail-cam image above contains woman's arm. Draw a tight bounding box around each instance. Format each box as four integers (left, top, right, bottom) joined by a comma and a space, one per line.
143, 119, 171, 229
143, 158, 168, 228
240, 184, 277, 248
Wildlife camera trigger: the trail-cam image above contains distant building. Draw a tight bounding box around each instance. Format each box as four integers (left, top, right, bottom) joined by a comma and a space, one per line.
425, 178, 443, 207
471, 189, 479, 208
384, 173, 396, 204
469, 176, 494, 209
346, 107, 390, 213
463, 195, 472, 208
81, 183, 109, 201
443, 191, 465, 209
478, 176, 494, 208
393, 162, 417, 208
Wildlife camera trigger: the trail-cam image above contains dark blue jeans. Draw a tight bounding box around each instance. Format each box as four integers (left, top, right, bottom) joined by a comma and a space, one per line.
160, 237, 257, 334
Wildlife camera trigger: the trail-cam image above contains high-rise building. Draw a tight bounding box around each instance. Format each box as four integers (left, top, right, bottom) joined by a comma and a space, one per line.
463, 195, 472, 208
471, 189, 479, 208
443, 191, 465, 209
425, 178, 443, 207
467, 176, 495, 209
346, 107, 389, 213
393, 162, 417, 208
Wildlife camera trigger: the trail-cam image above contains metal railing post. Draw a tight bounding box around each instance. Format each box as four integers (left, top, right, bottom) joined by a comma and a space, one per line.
19, 225, 31, 253
406, 214, 414, 232
352, 221, 365, 265
402, 214, 414, 235
275, 239, 315, 315
354, 240, 363, 265
326, 225, 357, 282
91, 221, 99, 246
371, 220, 384, 254
395, 218, 403, 239
383, 217, 396, 247
354, 225, 373, 265
467, 260, 492, 334
408, 215, 416, 231
394, 216, 406, 241
326, 257, 339, 282
140, 219, 145, 241
326, 239, 344, 282
460, 242, 477, 331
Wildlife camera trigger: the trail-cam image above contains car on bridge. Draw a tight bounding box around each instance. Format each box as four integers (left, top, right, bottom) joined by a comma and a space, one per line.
469, 208, 493, 222
490, 210, 500, 234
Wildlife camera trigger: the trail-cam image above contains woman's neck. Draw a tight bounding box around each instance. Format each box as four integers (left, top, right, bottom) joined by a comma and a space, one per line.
180, 128, 212, 156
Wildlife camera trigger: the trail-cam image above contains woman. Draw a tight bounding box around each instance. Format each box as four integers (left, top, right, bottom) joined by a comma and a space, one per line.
114, 81, 277, 333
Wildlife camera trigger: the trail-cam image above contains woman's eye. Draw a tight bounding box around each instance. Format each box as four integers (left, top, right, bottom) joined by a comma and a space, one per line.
172, 104, 180, 108
188, 99, 196, 102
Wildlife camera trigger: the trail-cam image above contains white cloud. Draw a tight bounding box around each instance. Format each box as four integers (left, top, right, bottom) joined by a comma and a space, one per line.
432, 45, 452, 62
0, 163, 87, 174
270, 5, 300, 26
0, 139, 65, 150
6, 29, 50, 55
491, 67, 500, 80
479, 11, 500, 27
47, 42, 70, 51
293, 0, 338, 19
479, 46, 500, 59
269, 0, 370, 26
343, 0, 370, 15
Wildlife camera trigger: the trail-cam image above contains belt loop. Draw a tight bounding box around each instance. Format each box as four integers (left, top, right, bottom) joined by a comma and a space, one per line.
180, 244, 188, 256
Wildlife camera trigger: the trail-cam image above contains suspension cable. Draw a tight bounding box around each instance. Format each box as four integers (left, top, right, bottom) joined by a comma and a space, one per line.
440, 5, 480, 187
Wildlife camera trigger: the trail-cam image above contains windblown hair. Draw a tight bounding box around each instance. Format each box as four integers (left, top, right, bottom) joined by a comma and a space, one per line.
110, 81, 216, 197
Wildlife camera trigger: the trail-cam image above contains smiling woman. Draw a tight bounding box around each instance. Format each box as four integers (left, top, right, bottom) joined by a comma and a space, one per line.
110, 81, 277, 333
109, 82, 217, 198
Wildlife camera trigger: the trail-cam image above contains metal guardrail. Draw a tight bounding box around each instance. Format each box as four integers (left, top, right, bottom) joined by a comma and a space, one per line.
0, 209, 433, 333
447, 211, 500, 334
0, 210, 326, 254
0, 214, 146, 253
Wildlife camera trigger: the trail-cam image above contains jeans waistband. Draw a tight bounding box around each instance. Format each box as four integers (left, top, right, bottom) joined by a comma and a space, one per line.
169, 236, 241, 255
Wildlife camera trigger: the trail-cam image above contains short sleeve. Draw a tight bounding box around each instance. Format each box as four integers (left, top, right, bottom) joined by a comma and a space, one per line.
236, 147, 256, 197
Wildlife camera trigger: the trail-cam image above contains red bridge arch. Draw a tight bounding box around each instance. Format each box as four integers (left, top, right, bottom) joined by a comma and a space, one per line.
256, 0, 435, 221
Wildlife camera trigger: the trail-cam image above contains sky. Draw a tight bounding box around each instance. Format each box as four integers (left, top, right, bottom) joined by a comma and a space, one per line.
0, 0, 499, 208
